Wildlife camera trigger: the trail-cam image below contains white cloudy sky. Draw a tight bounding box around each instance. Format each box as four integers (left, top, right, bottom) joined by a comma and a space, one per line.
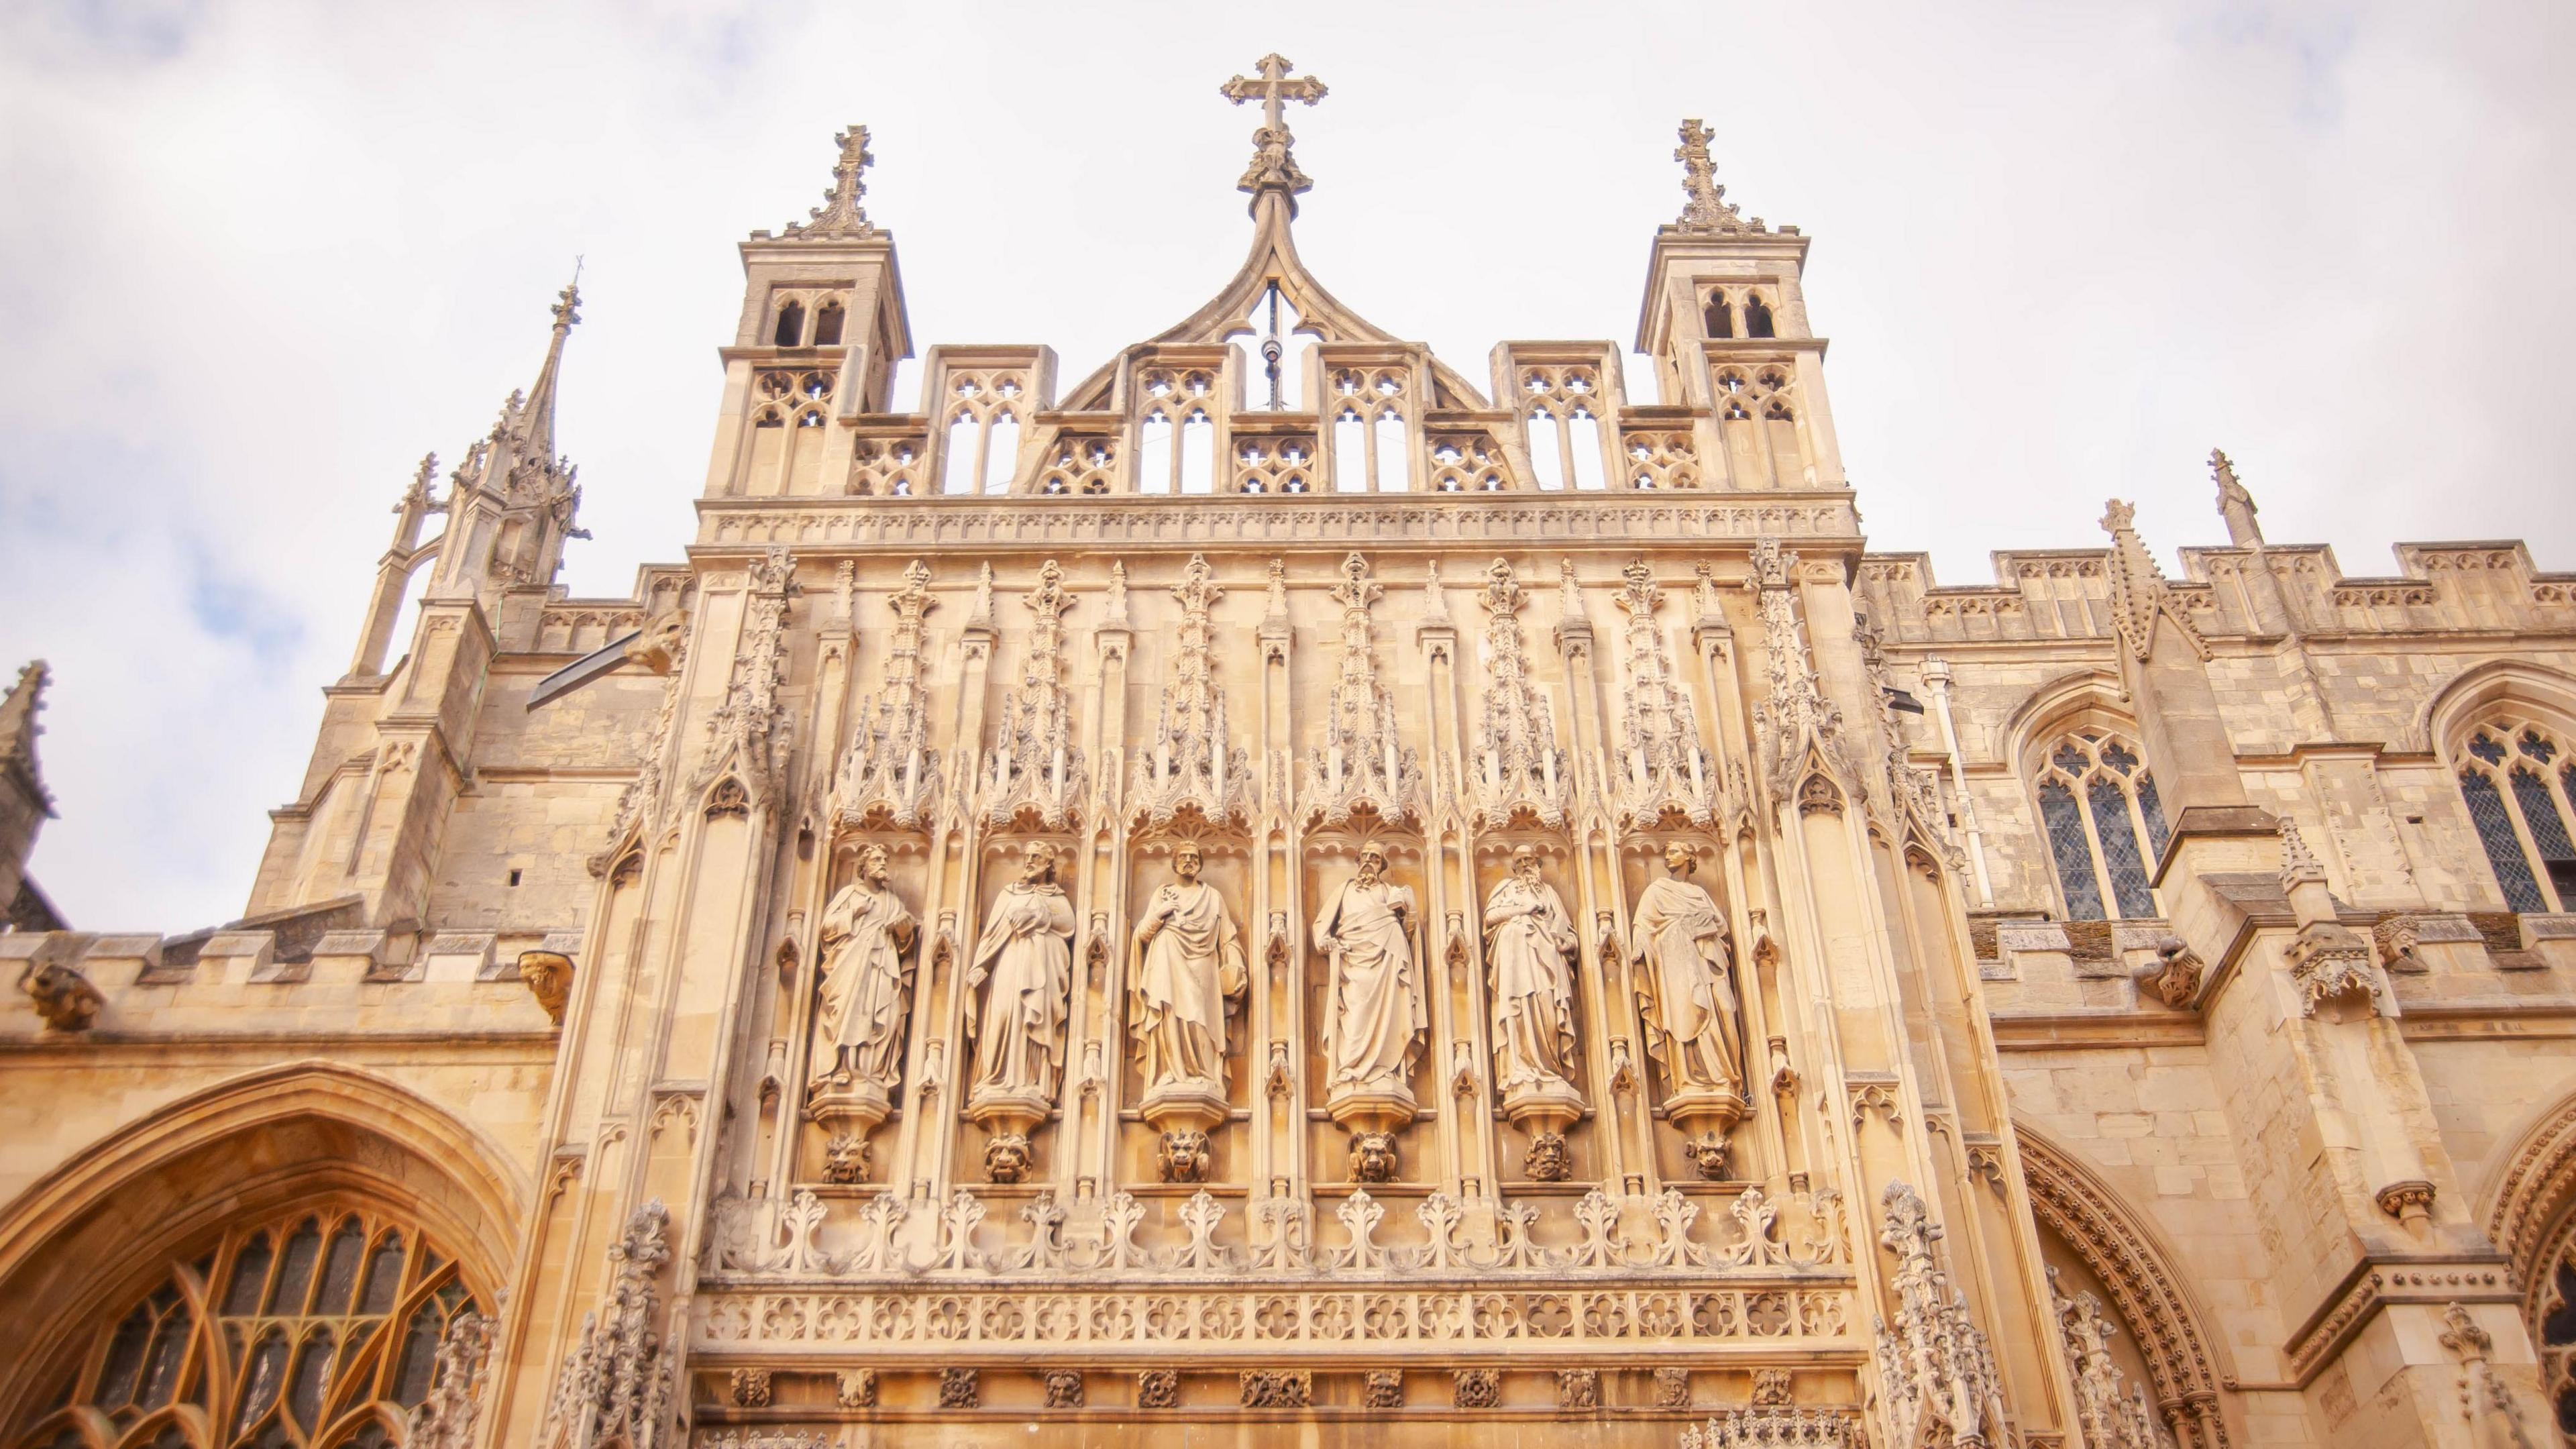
2, 1, 2569, 931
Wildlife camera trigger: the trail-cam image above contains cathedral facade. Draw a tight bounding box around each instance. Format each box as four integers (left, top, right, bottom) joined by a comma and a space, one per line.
5, 57, 2576, 1449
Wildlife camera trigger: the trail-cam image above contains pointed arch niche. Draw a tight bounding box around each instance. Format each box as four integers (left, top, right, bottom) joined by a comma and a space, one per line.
2017, 1128, 2236, 1449
0, 1064, 523, 1448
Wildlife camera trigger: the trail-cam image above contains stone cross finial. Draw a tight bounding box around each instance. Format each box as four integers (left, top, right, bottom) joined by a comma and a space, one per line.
2212, 447, 2263, 548
1674, 119, 1750, 234
1222, 54, 1326, 197
784, 125, 879, 240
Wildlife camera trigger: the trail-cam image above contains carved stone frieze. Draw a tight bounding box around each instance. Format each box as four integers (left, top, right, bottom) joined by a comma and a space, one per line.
694, 1280, 1855, 1352
1681, 1407, 1864, 1448
700, 498, 1858, 551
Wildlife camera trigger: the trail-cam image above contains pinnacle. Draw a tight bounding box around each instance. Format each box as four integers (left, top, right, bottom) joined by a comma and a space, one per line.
0, 659, 56, 815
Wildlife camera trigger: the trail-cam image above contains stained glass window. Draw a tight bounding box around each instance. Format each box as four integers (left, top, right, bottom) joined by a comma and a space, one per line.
12, 1205, 482, 1449
2033, 732, 2167, 920
2039, 779, 2106, 921
2089, 775, 2157, 919
2463, 771, 2544, 912
2136, 773, 2171, 861
2457, 720, 2576, 913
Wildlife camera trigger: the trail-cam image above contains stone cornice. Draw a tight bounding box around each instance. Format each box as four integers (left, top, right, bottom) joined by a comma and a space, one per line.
2276, 1253, 2513, 1387
1988, 1012, 2207, 1052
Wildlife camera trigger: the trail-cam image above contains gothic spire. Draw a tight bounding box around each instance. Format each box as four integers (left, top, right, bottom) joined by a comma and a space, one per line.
517, 272, 582, 464
0, 659, 54, 820
2099, 500, 2211, 663
2212, 447, 2263, 548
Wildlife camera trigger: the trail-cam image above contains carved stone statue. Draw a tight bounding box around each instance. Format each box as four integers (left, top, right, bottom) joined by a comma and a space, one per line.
805, 845, 918, 1180
1486, 846, 1579, 1093
1131, 841, 1249, 1181
965, 843, 1076, 1181
1316, 842, 1425, 1176
1485, 845, 1583, 1181
1631, 840, 1748, 1177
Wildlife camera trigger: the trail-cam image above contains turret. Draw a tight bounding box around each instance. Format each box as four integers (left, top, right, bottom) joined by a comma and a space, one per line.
1635, 121, 1844, 490
708, 127, 915, 499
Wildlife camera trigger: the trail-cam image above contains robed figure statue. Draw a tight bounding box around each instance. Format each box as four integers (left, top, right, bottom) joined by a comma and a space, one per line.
1483, 845, 1580, 1096
1315, 842, 1426, 1103
810, 843, 918, 1093
967, 843, 1077, 1104
1630, 840, 1747, 1099
1131, 840, 1249, 1095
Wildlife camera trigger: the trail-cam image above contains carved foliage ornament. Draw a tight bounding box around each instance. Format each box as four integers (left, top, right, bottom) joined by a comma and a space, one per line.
2050, 1267, 2171, 1449
1872, 1182, 2009, 1449
540, 1201, 675, 1449
1672, 119, 1755, 235
781, 125, 878, 240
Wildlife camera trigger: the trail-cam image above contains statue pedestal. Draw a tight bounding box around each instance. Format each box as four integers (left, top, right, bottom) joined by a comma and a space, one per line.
1140, 1078, 1228, 1183
1501, 1077, 1585, 1182
966, 1086, 1052, 1184
1663, 1085, 1747, 1181
805, 1073, 894, 1183
1327, 1083, 1417, 1183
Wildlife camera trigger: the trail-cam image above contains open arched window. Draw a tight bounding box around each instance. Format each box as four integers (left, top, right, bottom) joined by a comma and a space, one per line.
2033, 732, 2171, 921
1704, 291, 1734, 339
772, 298, 806, 347
2457, 722, 2576, 912
810, 299, 845, 346
11, 1204, 484, 1449
1741, 292, 1776, 338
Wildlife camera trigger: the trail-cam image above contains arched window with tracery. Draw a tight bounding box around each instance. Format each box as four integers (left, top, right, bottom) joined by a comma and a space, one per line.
11, 1204, 484, 1449
935, 370, 1027, 496
2033, 732, 2171, 921
1520, 366, 1607, 492
2457, 722, 2576, 913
